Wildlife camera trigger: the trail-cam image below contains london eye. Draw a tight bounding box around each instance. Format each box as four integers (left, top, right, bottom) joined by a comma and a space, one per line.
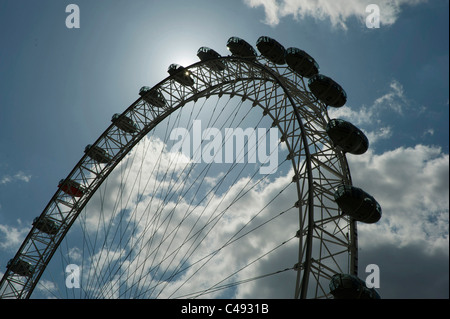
0, 36, 381, 299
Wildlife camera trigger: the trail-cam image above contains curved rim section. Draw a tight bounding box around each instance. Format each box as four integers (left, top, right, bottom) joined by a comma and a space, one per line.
0, 55, 355, 299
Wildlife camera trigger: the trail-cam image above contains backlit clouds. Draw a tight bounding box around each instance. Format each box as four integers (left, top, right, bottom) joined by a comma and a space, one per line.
335, 79, 449, 259
329, 79, 407, 127
349, 145, 449, 249
0, 223, 29, 250
244, 0, 428, 28
323, 76, 448, 297
63, 134, 299, 298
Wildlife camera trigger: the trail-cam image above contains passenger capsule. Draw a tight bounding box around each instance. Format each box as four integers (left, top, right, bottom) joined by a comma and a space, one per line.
285, 47, 319, 78
33, 216, 58, 235
85, 144, 112, 164
7, 259, 35, 277
58, 179, 85, 198
139, 86, 167, 108
226, 37, 257, 60
329, 273, 380, 299
308, 74, 347, 107
197, 47, 226, 72
256, 36, 286, 65
334, 185, 382, 224
111, 113, 138, 134
326, 119, 369, 155
167, 63, 195, 87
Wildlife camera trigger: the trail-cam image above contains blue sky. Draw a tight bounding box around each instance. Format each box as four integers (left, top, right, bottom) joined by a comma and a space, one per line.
0, 0, 448, 299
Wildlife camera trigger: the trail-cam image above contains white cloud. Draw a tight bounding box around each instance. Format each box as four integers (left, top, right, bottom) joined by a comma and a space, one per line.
0, 223, 29, 250
349, 144, 449, 226
328, 79, 407, 149
0, 171, 32, 185
13, 171, 32, 183
365, 126, 393, 145
350, 145, 449, 245
57, 134, 299, 299
77, 133, 448, 298
68, 247, 83, 263
0, 176, 11, 185
9, 102, 446, 299
3, 136, 446, 299
373, 79, 407, 115
237, 143, 449, 298
347, 144, 449, 298
27, 126, 447, 299
423, 128, 435, 137
35, 279, 58, 297
244, 0, 428, 28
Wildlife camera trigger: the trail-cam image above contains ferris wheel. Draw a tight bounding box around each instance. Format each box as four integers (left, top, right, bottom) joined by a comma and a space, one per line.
0, 36, 381, 299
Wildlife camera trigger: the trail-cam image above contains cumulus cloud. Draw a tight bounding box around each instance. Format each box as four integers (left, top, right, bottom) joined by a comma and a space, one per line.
347, 145, 449, 298
52, 133, 299, 299
23, 121, 446, 298
365, 126, 393, 145
223, 142, 449, 298
350, 145, 449, 247
244, 0, 428, 28
326, 78, 448, 298
0, 223, 29, 250
373, 80, 408, 115
76, 134, 448, 298
4, 138, 446, 298
5, 87, 446, 298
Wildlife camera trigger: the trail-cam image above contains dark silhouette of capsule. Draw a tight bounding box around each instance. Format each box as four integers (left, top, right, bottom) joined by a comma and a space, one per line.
7, 259, 35, 277
33, 216, 59, 235
139, 86, 167, 108
167, 64, 195, 87
308, 74, 347, 107
111, 113, 138, 134
329, 273, 380, 299
326, 119, 369, 155
256, 36, 286, 65
84, 144, 112, 164
285, 47, 319, 78
58, 179, 85, 198
197, 47, 226, 72
334, 185, 382, 224
226, 37, 257, 60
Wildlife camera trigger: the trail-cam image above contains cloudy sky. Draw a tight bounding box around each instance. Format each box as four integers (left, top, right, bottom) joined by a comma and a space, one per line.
0, 0, 448, 299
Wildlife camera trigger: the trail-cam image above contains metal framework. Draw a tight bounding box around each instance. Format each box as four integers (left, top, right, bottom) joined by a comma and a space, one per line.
0, 54, 356, 299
